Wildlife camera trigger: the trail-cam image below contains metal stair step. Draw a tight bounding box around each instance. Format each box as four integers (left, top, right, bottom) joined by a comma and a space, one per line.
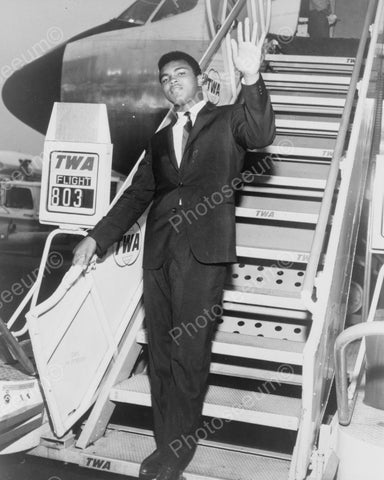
218, 313, 308, 343
242, 186, 324, 198
236, 195, 320, 224
252, 175, 326, 189
110, 374, 301, 430
223, 288, 305, 311
136, 329, 304, 365
275, 118, 340, 137
270, 94, 345, 115
263, 72, 350, 93
236, 223, 314, 263
265, 54, 355, 74
227, 263, 308, 300
223, 302, 311, 321
255, 144, 334, 159
235, 246, 312, 264
265, 133, 337, 151
236, 207, 318, 224
246, 160, 330, 189
209, 362, 302, 385
67, 428, 291, 479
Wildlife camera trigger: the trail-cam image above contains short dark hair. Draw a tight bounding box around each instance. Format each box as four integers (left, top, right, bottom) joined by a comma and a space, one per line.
158, 51, 201, 79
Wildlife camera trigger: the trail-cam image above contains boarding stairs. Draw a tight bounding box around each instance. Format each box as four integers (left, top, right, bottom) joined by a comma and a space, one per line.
7, 0, 383, 479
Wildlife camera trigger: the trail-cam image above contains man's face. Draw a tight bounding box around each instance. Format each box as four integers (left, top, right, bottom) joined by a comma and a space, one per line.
159, 60, 201, 110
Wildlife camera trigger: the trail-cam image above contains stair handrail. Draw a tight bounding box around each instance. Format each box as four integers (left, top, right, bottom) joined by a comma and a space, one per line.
335, 264, 384, 425
301, 0, 380, 306
200, 0, 247, 71
6, 228, 88, 338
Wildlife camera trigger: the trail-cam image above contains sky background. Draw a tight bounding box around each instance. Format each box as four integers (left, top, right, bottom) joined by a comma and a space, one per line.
0, 0, 132, 156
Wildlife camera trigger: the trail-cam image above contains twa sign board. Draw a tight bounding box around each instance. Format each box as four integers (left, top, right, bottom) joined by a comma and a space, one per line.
40, 103, 112, 227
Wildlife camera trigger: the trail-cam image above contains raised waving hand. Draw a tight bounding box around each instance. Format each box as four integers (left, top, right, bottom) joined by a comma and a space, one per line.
231, 17, 265, 85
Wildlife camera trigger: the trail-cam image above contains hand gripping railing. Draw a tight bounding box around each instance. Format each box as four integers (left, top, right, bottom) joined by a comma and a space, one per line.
301, 0, 380, 306
335, 263, 384, 425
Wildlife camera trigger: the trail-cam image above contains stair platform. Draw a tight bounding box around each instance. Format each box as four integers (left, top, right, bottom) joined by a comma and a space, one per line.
30, 428, 291, 479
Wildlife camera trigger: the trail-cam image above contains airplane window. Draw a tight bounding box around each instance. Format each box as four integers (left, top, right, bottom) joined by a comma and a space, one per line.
5, 187, 33, 210
118, 0, 162, 25
152, 0, 199, 22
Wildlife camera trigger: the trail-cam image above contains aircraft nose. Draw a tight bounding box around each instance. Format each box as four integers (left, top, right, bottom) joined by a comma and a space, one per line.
2, 45, 65, 135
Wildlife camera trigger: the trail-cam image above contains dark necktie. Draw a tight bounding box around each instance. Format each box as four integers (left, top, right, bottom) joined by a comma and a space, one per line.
181, 111, 192, 156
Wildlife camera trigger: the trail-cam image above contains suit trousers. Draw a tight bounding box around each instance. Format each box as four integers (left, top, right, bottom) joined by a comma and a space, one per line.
143, 221, 227, 468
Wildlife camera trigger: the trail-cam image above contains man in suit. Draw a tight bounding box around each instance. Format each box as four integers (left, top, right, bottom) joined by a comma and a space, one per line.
73, 19, 275, 480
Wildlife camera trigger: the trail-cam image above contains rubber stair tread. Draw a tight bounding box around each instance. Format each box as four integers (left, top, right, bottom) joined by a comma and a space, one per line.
136, 329, 304, 363
111, 374, 301, 429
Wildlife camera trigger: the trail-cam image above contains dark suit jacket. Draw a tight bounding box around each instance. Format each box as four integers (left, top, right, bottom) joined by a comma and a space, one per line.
89, 76, 275, 268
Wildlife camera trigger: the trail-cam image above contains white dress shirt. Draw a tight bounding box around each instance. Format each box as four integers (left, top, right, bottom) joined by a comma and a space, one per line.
172, 100, 206, 167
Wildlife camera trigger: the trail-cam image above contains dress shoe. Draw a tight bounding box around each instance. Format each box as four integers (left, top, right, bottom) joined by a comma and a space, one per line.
139, 449, 164, 479
155, 463, 184, 480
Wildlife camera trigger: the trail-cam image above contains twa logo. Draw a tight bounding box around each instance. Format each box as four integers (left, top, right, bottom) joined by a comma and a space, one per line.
114, 222, 141, 267
53, 153, 97, 171
85, 457, 111, 470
